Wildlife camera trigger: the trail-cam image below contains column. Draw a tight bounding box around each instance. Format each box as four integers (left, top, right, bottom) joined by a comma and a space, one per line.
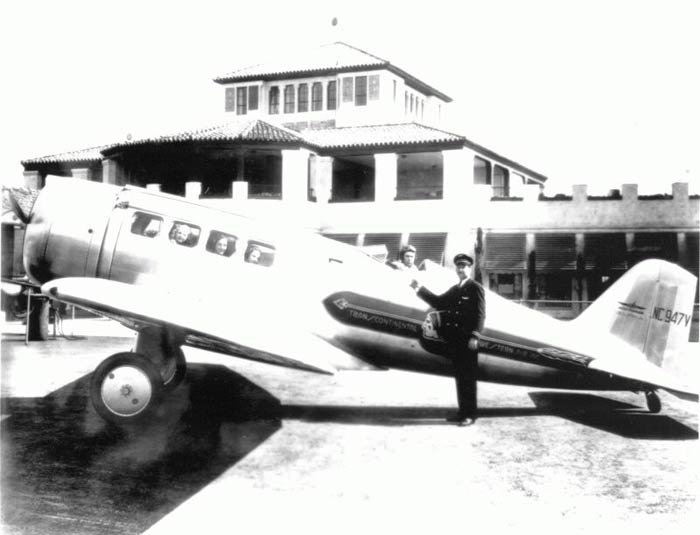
677, 232, 688, 267
442, 147, 473, 202
102, 159, 120, 185
71, 168, 90, 180
525, 232, 536, 301
311, 156, 333, 203
374, 152, 397, 202
281, 148, 310, 203
23, 171, 42, 189
185, 181, 202, 200
625, 232, 635, 267
575, 232, 586, 310
231, 181, 249, 200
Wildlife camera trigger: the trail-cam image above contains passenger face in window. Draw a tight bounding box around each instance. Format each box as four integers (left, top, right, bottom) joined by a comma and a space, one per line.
215, 237, 228, 256
173, 224, 191, 245
245, 245, 261, 264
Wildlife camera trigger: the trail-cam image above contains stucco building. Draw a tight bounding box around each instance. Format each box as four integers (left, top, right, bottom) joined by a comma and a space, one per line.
18, 42, 699, 316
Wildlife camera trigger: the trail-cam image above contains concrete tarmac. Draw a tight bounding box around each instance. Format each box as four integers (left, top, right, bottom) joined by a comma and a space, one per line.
1, 319, 698, 535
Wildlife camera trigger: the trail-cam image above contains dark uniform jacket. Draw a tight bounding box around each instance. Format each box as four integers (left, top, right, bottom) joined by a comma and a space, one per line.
417, 279, 486, 343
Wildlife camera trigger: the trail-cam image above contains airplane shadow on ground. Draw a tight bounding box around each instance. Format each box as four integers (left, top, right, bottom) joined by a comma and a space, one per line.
279, 394, 697, 441
527, 391, 698, 440
0, 363, 281, 535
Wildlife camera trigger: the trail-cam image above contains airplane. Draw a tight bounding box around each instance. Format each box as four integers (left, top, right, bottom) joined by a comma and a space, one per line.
7, 176, 698, 425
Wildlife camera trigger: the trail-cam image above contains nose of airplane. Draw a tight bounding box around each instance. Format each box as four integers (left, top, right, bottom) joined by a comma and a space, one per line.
10, 177, 121, 285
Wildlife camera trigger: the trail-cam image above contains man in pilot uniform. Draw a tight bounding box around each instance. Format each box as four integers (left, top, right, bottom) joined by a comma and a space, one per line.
411, 253, 485, 426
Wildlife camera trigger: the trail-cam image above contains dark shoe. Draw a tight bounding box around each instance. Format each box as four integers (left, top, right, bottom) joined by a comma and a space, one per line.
446, 413, 475, 425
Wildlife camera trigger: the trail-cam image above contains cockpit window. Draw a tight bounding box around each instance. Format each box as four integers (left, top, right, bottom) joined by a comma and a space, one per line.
244, 241, 275, 267
169, 222, 201, 247
131, 212, 163, 238
206, 231, 237, 257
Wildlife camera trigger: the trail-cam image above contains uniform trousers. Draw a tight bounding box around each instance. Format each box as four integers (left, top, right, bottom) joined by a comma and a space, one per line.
447, 338, 478, 418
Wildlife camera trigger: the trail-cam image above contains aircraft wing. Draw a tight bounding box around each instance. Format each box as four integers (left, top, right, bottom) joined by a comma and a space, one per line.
41, 277, 374, 375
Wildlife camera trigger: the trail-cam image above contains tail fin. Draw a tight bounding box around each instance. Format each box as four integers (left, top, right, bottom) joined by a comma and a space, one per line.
575, 259, 697, 367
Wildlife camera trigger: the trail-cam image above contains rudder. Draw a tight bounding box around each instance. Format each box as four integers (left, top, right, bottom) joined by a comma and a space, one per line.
574, 259, 697, 367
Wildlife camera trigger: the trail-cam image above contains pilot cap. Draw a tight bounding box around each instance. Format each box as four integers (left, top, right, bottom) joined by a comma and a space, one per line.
453, 253, 474, 266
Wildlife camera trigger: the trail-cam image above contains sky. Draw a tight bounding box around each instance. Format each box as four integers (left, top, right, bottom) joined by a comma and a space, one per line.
1, 0, 698, 194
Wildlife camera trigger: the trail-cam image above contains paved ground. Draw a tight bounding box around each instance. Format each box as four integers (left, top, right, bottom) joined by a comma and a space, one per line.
1, 319, 698, 535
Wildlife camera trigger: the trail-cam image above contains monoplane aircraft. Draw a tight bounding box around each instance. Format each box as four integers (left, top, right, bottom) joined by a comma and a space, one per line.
8, 177, 698, 425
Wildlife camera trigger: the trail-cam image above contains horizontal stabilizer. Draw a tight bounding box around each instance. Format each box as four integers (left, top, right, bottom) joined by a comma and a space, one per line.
588, 353, 698, 402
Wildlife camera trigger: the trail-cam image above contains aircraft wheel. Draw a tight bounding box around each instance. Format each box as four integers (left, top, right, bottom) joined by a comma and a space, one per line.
90, 352, 163, 425
645, 391, 661, 414
161, 347, 186, 392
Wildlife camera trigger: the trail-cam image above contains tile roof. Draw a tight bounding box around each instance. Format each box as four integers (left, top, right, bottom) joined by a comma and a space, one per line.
215, 42, 386, 82
300, 122, 465, 149
21, 145, 112, 165
2, 186, 39, 222
107, 119, 305, 151
214, 42, 451, 102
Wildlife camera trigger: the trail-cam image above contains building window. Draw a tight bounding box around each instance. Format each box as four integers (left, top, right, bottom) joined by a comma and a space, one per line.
269, 86, 280, 114
474, 156, 492, 185
369, 75, 380, 100
236, 87, 248, 115
355, 76, 367, 106
342, 77, 353, 103
327, 81, 337, 110
284, 84, 295, 113
393, 80, 397, 102
225, 87, 235, 112
493, 165, 510, 197
404, 91, 408, 114
489, 273, 523, 300
249, 86, 259, 111
536, 273, 572, 302
410, 94, 414, 113
298, 83, 309, 112
312, 82, 323, 111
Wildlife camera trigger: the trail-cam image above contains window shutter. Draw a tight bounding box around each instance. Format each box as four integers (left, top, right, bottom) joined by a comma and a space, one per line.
225, 88, 235, 112
484, 233, 526, 269
408, 232, 447, 265
323, 233, 359, 246
632, 232, 678, 263
249, 86, 259, 110
584, 233, 627, 270
363, 233, 402, 261
535, 234, 576, 271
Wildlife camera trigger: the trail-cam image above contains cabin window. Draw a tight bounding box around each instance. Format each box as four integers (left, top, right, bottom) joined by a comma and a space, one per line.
169, 222, 201, 247
244, 241, 275, 267
130, 212, 163, 238
206, 231, 237, 257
